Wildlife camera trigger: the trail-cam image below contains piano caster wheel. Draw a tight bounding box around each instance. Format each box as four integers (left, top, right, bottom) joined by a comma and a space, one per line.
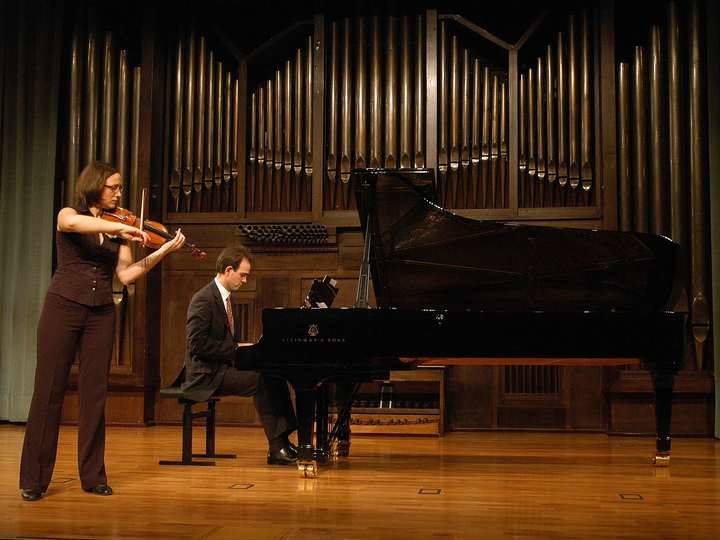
298, 460, 318, 478
653, 453, 670, 467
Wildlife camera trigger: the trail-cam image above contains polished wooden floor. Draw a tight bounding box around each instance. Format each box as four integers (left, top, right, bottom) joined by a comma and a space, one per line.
0, 424, 719, 539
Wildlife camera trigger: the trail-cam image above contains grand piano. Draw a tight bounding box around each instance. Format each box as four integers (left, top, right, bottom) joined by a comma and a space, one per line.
237, 168, 686, 477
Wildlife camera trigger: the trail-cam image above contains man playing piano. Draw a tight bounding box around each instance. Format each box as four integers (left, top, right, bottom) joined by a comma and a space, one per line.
182, 245, 298, 465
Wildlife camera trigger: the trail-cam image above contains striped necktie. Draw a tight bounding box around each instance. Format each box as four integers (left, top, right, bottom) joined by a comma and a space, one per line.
225, 296, 234, 337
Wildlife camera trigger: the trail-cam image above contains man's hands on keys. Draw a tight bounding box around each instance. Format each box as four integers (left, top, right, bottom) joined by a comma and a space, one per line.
233, 342, 256, 369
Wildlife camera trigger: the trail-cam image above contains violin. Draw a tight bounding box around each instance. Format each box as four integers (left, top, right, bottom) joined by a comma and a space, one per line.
101, 207, 207, 260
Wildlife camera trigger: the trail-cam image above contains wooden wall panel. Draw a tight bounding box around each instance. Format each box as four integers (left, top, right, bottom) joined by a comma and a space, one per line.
566, 366, 605, 429
430, 365, 619, 432
61, 392, 147, 425
446, 366, 497, 429
607, 369, 714, 436
156, 270, 210, 422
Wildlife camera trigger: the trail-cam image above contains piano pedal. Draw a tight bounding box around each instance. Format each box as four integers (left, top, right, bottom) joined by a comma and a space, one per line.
298, 460, 318, 478
328, 440, 348, 459
653, 453, 671, 467
333, 421, 351, 457
335, 439, 351, 458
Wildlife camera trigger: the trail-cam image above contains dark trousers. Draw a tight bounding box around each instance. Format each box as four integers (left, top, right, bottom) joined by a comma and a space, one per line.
20, 293, 115, 491
215, 367, 297, 447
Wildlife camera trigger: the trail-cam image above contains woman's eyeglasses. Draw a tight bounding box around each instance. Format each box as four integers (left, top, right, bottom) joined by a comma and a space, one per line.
104, 184, 124, 193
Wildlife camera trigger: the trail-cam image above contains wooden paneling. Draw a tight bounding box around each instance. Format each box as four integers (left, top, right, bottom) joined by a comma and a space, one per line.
566, 366, 605, 429
445, 365, 616, 432
61, 391, 147, 425
156, 269, 209, 423
607, 370, 715, 436
446, 366, 497, 429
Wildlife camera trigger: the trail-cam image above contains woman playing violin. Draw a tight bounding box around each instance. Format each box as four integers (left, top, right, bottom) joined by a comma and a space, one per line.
19, 161, 185, 501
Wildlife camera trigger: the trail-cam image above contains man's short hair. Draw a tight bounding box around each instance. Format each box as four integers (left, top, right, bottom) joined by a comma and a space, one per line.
216, 245, 253, 274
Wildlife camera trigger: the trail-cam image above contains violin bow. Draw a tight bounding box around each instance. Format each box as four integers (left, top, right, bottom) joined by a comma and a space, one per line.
139, 188, 146, 234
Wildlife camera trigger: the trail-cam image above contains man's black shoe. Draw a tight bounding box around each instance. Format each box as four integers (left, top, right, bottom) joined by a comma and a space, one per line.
20, 489, 43, 502
267, 446, 298, 465
287, 441, 298, 457
83, 484, 113, 496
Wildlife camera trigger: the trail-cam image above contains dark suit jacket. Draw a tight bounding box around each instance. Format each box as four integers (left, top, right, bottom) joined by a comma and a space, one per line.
181, 280, 237, 401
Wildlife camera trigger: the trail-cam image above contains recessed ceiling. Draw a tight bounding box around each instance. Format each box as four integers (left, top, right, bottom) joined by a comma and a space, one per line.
210, 0, 561, 57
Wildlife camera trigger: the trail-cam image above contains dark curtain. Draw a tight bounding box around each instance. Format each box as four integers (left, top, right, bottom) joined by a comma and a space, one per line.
0, 0, 63, 421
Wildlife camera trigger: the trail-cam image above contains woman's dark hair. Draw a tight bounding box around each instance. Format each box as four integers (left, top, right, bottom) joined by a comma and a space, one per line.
216, 245, 253, 274
74, 161, 119, 211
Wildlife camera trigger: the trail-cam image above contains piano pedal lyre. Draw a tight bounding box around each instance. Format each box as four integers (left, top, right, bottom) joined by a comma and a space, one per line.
328, 439, 350, 459
653, 453, 671, 467
298, 460, 318, 478
335, 439, 350, 457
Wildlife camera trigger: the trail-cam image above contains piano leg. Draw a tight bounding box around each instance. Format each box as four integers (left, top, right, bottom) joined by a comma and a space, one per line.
314, 385, 329, 464
293, 385, 319, 478
651, 369, 675, 467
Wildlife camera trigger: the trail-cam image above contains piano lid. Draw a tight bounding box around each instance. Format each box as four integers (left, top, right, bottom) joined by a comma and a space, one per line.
352, 168, 682, 313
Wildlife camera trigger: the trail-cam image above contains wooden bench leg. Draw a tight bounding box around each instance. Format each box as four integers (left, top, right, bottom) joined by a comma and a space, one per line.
195, 400, 236, 459
159, 401, 215, 466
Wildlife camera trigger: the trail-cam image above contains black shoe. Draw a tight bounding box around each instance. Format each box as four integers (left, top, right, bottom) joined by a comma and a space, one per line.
83, 484, 113, 496
20, 489, 43, 502
267, 446, 298, 466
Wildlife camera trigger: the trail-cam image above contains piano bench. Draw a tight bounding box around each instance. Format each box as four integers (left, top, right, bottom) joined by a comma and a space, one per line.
158, 387, 237, 466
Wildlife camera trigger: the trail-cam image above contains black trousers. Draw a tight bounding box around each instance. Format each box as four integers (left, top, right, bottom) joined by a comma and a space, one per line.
215, 367, 297, 446
20, 293, 115, 491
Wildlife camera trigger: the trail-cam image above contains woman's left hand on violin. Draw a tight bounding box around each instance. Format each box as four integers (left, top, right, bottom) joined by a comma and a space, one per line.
157, 228, 186, 254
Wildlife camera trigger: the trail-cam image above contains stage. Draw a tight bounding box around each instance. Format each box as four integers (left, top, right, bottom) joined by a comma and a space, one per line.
0, 425, 718, 539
